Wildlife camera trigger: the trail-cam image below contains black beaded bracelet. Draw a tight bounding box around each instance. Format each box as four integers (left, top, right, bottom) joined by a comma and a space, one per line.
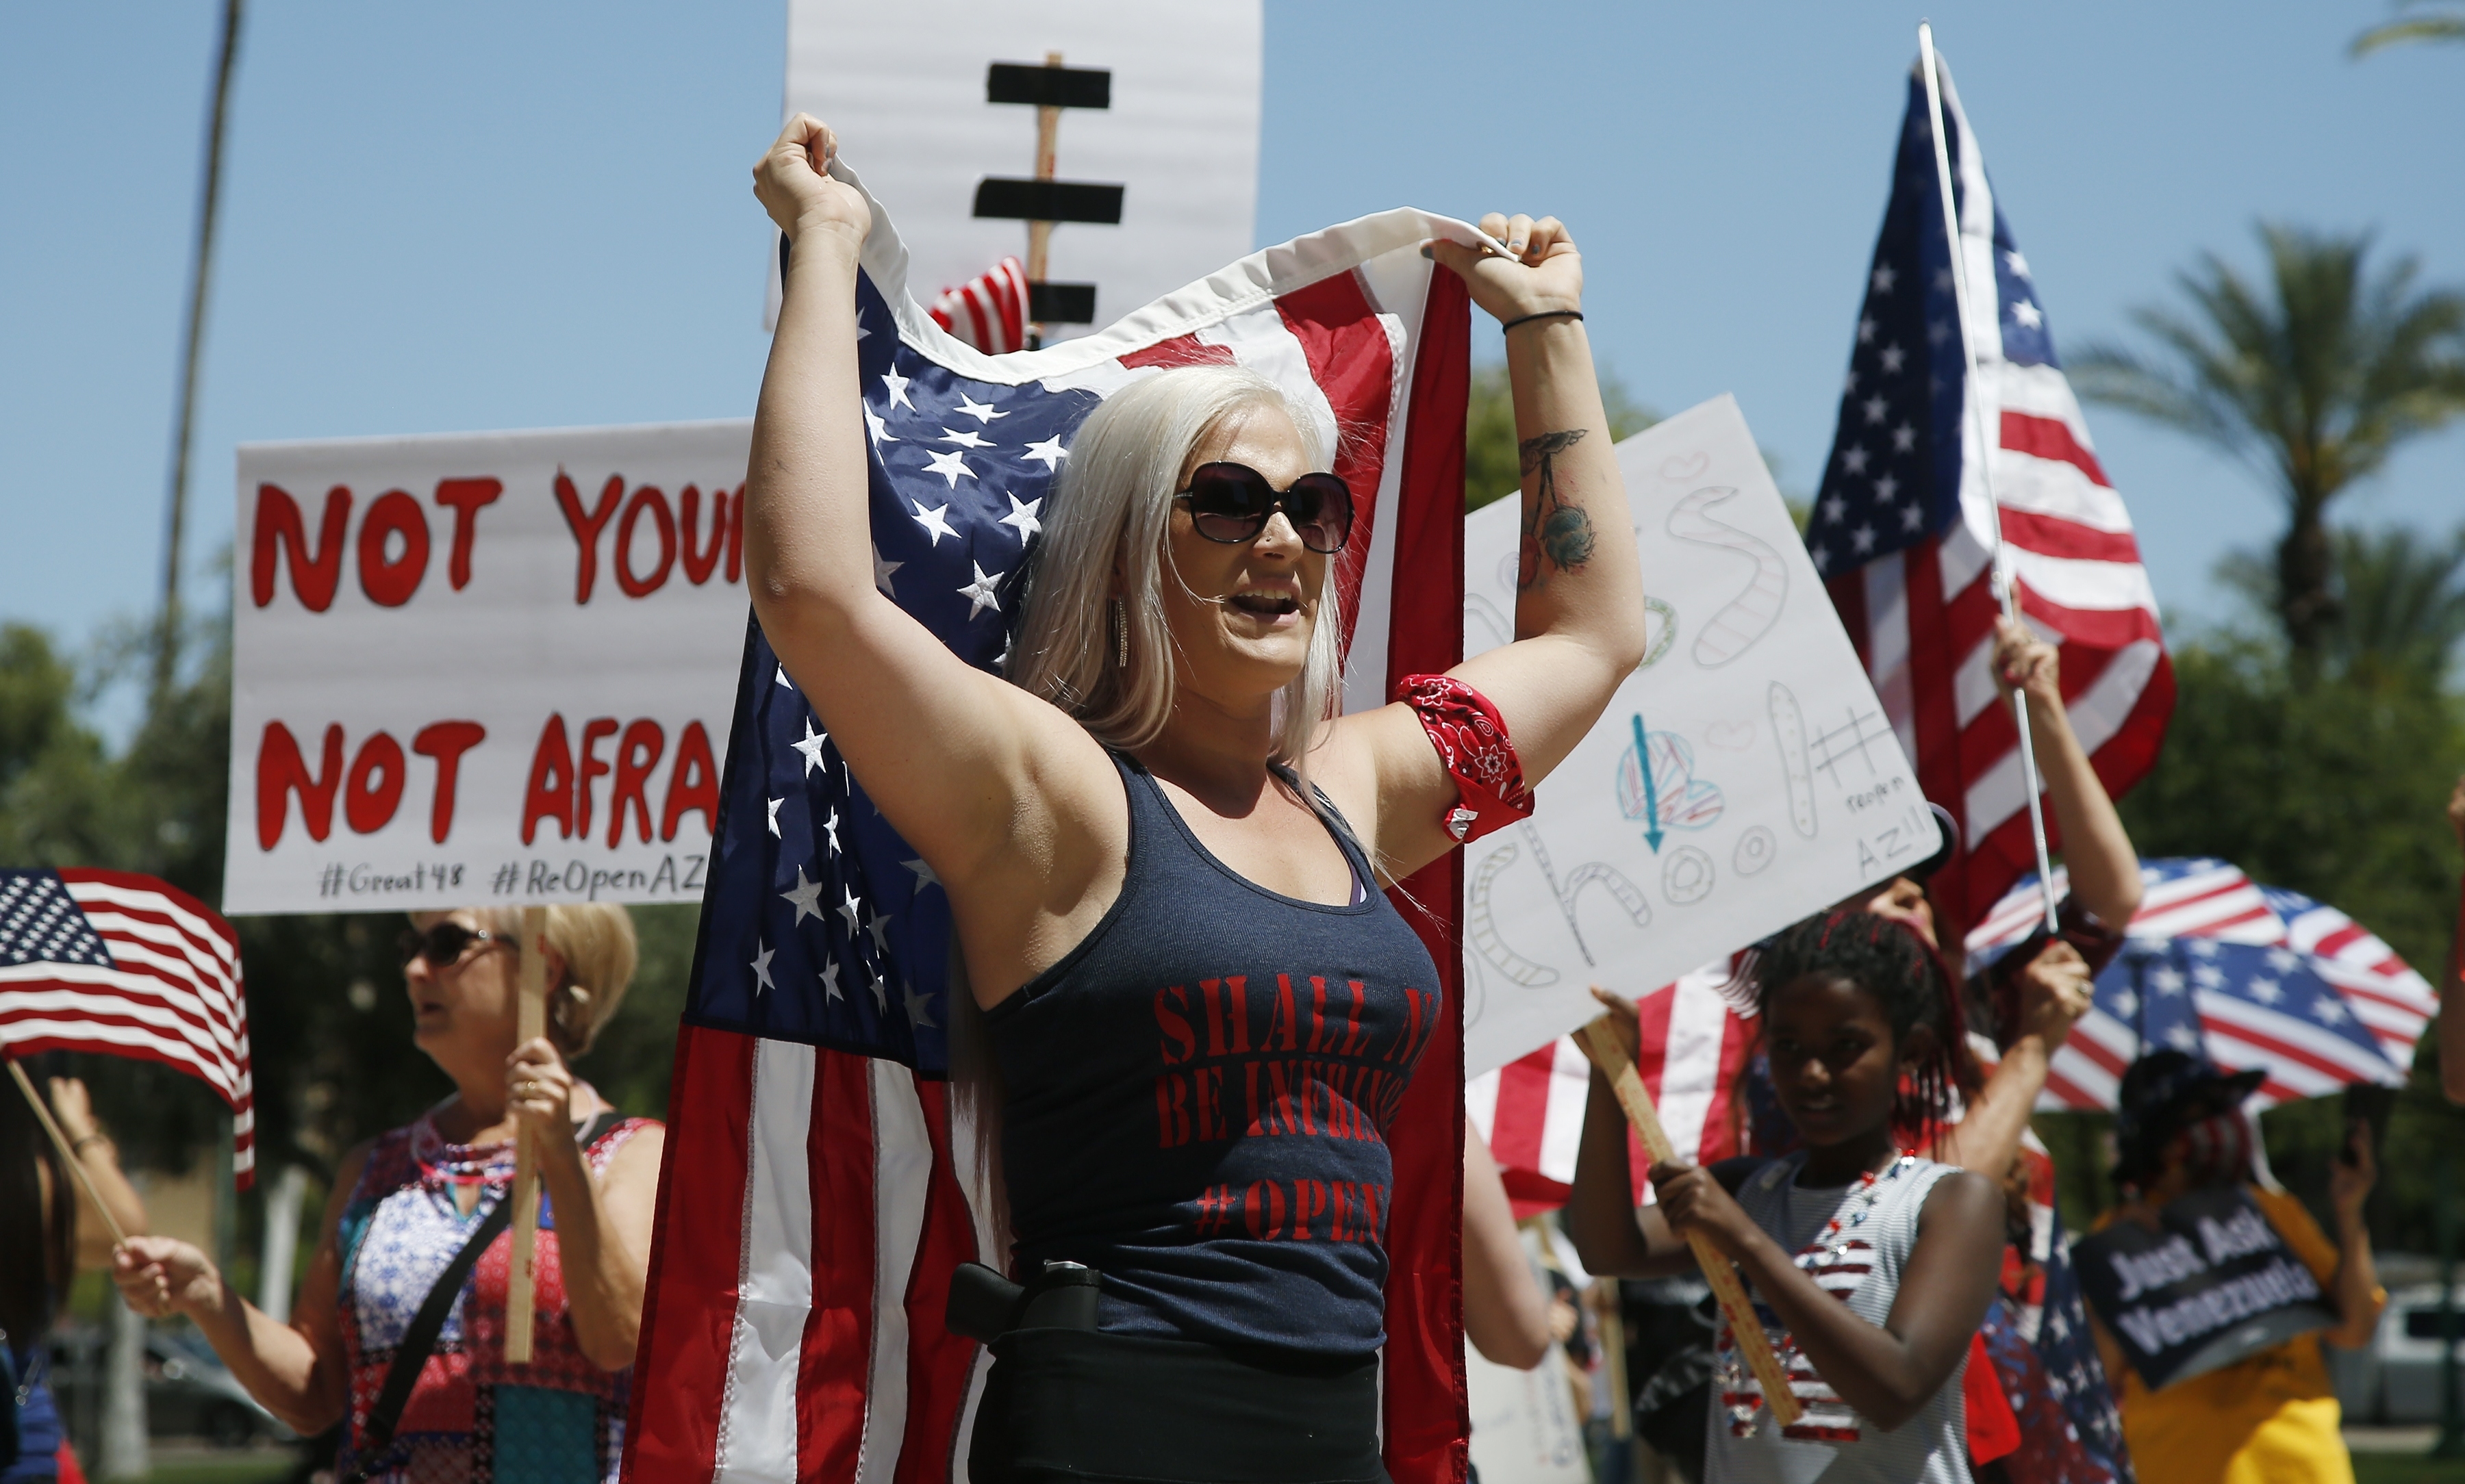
1500, 309, 1584, 333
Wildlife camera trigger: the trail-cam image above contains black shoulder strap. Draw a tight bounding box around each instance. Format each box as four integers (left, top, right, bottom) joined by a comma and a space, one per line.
346, 1111, 621, 1481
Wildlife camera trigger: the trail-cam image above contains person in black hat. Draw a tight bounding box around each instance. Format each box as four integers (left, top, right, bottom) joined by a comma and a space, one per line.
2088, 1050, 2383, 1483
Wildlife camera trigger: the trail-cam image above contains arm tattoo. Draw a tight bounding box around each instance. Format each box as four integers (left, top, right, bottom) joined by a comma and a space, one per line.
1517, 428, 1594, 590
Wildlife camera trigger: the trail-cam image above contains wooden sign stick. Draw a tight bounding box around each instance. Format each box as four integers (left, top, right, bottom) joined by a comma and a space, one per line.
1577, 1013, 1802, 1427
505, 906, 548, 1365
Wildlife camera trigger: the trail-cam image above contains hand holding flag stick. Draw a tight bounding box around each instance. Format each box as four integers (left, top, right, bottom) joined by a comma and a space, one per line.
1576, 1012, 1802, 1427
1917, 21, 2062, 936
8, 1057, 129, 1246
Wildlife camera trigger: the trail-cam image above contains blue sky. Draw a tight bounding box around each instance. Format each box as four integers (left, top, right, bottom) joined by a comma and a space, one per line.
5, 1, 2460, 725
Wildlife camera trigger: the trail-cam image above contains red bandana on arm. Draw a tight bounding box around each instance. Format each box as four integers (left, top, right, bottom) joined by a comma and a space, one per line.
1395, 674, 1533, 844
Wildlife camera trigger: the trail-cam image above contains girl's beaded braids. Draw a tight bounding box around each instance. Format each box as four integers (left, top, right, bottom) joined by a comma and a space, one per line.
1748, 909, 1980, 1149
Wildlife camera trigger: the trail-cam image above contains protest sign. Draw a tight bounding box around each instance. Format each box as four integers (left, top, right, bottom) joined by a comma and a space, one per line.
2074, 1186, 2336, 1389
778, 0, 1261, 340
223, 422, 754, 914
1460, 396, 1936, 1075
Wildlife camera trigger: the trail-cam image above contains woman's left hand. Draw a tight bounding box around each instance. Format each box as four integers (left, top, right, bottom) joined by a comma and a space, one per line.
1426, 212, 1583, 324
506, 1038, 575, 1144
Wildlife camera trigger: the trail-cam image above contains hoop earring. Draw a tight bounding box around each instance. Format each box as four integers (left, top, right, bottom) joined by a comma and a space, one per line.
1112, 598, 1128, 669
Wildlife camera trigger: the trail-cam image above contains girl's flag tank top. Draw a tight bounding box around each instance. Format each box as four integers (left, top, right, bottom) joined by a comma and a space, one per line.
985, 752, 1443, 1358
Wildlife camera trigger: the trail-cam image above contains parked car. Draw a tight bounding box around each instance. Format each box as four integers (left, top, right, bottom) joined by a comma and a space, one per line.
2329, 1283, 2465, 1424
46, 1323, 294, 1448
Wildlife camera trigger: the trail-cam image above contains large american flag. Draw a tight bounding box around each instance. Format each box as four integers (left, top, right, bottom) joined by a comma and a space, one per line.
0, 867, 254, 1186
1809, 64, 2172, 932
622, 181, 1480, 1484
1969, 858, 2441, 1111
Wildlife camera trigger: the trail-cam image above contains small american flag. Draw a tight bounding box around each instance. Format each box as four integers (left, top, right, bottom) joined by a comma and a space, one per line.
624, 181, 1480, 1484
1809, 62, 2173, 930
0, 868, 255, 1186
1969, 858, 2440, 1111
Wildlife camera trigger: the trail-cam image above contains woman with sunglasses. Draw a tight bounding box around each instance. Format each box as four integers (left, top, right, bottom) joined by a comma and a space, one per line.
752, 114, 1645, 1481
110, 907, 662, 1484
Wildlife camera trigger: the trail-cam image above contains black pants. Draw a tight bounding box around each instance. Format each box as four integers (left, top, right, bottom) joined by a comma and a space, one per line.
968, 1329, 1388, 1484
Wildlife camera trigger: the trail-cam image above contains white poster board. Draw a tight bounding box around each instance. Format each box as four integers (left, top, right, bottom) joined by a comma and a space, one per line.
779, 0, 1261, 339
223, 422, 754, 914
1460, 396, 1938, 1075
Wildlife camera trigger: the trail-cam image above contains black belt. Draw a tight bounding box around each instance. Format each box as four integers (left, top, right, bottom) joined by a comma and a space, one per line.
948, 1263, 1386, 1484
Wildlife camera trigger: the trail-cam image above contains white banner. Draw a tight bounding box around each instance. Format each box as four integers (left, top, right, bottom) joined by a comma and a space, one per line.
223, 422, 754, 915
779, 0, 1261, 340
1461, 396, 1939, 1075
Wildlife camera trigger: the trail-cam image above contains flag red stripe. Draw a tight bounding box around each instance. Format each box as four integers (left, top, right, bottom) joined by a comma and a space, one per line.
1999, 411, 2112, 488
2011, 585, 2167, 650
622, 1024, 753, 1484
1901, 537, 1975, 928
1376, 266, 1470, 1484
1997, 507, 2142, 565
800, 1048, 878, 1478
893, 1077, 985, 1484
1276, 270, 1396, 669
1485, 1045, 1555, 1180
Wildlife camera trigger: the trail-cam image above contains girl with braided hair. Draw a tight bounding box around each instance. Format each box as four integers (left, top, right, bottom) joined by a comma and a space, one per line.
1565, 910, 2005, 1484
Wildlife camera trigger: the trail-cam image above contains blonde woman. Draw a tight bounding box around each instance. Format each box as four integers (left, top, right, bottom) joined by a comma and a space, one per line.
750, 113, 1645, 1482
112, 906, 663, 1484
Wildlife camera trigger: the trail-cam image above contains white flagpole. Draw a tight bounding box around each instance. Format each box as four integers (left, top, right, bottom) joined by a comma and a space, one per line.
1917, 22, 2061, 938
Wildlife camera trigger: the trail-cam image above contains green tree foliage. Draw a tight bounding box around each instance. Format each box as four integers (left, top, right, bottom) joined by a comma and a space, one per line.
2220, 524, 2465, 688
2074, 225, 2465, 661
2353, 0, 2465, 55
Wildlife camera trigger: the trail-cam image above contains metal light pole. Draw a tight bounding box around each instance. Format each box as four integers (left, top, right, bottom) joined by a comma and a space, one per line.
153, 0, 246, 703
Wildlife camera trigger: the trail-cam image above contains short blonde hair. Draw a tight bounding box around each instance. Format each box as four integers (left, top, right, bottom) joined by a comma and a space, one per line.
478, 904, 637, 1056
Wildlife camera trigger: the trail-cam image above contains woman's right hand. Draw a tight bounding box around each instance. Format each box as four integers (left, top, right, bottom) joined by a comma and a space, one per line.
113, 1236, 221, 1320
753, 113, 870, 246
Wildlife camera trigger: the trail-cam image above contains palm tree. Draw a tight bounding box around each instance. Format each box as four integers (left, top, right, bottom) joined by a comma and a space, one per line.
2353, 0, 2465, 55
2073, 224, 2465, 662
2218, 524, 2465, 685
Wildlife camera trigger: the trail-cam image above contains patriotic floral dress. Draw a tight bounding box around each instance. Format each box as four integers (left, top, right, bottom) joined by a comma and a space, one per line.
335, 1108, 653, 1484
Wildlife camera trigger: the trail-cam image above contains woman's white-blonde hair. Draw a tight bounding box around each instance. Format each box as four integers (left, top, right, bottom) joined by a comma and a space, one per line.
474, 904, 637, 1056
1005, 364, 1343, 764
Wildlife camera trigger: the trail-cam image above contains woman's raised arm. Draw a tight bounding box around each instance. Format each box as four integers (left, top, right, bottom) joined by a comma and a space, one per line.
746, 116, 1106, 917
1348, 216, 1647, 879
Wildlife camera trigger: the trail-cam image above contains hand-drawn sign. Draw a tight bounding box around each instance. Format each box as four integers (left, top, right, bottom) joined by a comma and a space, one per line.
1667, 486, 1788, 667
1617, 715, 1724, 852
1768, 682, 1817, 839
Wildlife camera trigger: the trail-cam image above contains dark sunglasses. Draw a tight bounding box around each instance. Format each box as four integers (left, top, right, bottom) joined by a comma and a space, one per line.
397, 921, 500, 969
1175, 463, 1354, 554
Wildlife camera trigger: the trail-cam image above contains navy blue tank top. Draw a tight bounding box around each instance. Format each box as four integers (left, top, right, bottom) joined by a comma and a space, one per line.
984, 753, 1443, 1358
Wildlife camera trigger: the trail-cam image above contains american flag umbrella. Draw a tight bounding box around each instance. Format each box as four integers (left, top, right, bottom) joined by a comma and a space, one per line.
1967, 856, 2440, 1110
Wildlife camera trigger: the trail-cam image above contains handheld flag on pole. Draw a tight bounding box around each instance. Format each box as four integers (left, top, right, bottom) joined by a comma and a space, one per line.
1806, 49, 2172, 935
0, 868, 254, 1190
1916, 23, 2059, 936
